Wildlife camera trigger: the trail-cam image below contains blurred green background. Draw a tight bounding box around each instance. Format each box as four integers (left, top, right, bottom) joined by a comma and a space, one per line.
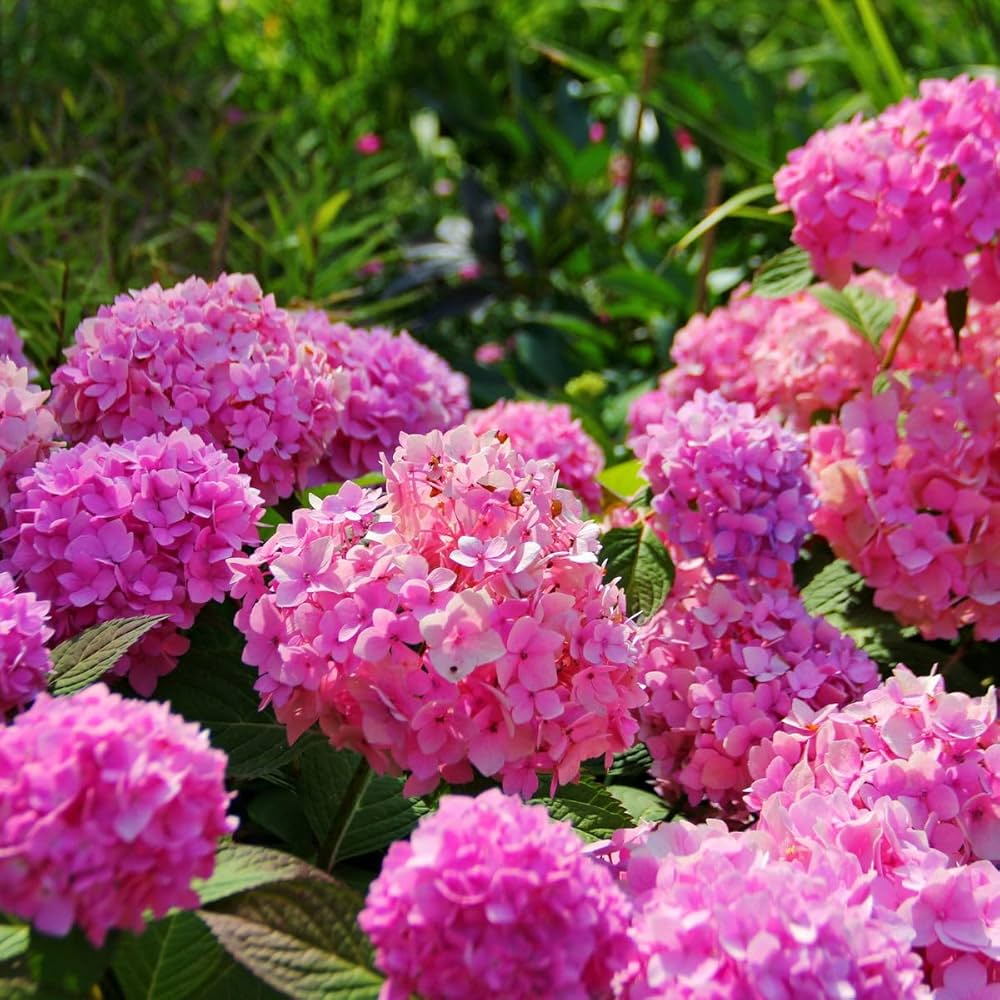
1, 0, 997, 444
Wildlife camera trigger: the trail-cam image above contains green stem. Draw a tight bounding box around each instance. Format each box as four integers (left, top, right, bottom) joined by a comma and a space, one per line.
881, 292, 921, 370
317, 760, 373, 872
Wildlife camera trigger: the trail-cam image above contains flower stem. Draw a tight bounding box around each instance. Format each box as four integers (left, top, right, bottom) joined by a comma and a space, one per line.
318, 759, 373, 872
881, 292, 921, 370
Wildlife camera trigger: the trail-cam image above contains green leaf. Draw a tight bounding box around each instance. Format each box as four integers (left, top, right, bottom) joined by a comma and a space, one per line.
297, 744, 364, 845
337, 774, 430, 862
26, 927, 111, 995
154, 602, 318, 780
607, 785, 670, 824
598, 459, 643, 500
312, 191, 351, 235
194, 843, 325, 907
607, 742, 654, 779
49, 614, 169, 695
599, 524, 675, 619
199, 879, 383, 1000
671, 183, 775, 255
300, 472, 385, 505
812, 284, 896, 347
533, 777, 632, 842
751, 246, 814, 298
0, 978, 35, 998
0, 925, 29, 964
945, 288, 969, 350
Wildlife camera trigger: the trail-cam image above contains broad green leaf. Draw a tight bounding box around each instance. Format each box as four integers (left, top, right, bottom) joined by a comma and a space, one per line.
534, 778, 633, 842
337, 774, 430, 862
200, 879, 383, 1000
298, 744, 364, 844
607, 785, 670, 824
194, 843, 326, 907
26, 927, 111, 995
0, 924, 28, 964
599, 524, 675, 619
49, 614, 169, 695
607, 742, 654, 779
812, 284, 896, 347
598, 459, 644, 500
751, 246, 814, 298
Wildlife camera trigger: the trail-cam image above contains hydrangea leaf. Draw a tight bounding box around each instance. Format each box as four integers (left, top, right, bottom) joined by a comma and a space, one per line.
811, 284, 896, 347
193, 843, 328, 907
199, 879, 383, 1000
534, 777, 633, 842
599, 524, 674, 619
607, 742, 654, 778
598, 459, 643, 500
606, 785, 671, 824
751, 245, 814, 298
49, 614, 169, 696
0, 924, 29, 964
336, 774, 431, 862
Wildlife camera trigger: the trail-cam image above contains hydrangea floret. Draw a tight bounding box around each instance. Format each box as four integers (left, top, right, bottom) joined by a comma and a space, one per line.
0, 683, 236, 945
230, 425, 644, 796
0, 571, 52, 716
5, 429, 263, 694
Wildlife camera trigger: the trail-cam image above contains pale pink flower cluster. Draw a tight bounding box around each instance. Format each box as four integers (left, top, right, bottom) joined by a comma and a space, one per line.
51, 273, 345, 504
638, 575, 878, 816
635, 391, 816, 581
0, 571, 52, 715
616, 819, 928, 999
293, 310, 469, 482
810, 367, 1000, 639
0, 361, 59, 530
0, 316, 34, 373
0, 684, 236, 946
465, 400, 605, 511
747, 666, 1000, 866
360, 790, 634, 1000
5, 429, 263, 695
776, 75, 1000, 302
230, 426, 644, 797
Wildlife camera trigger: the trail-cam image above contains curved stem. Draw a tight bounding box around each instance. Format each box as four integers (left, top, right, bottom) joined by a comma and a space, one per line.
881, 292, 921, 370
317, 759, 373, 872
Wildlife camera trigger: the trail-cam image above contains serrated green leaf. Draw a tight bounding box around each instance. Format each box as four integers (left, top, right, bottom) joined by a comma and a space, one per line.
812, 284, 896, 347
751, 246, 814, 298
298, 744, 365, 844
607, 742, 654, 778
0, 924, 28, 964
194, 843, 326, 907
599, 525, 674, 619
534, 777, 632, 842
606, 785, 670, 824
598, 459, 643, 500
49, 614, 169, 695
337, 774, 430, 862
200, 879, 383, 1000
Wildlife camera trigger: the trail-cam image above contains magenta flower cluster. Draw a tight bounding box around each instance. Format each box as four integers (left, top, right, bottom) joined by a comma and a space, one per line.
810, 367, 1000, 639
634, 390, 817, 581
465, 400, 605, 511
360, 790, 634, 1000
616, 819, 929, 999
50, 273, 345, 504
0, 571, 52, 715
0, 361, 60, 531
231, 426, 644, 797
6, 429, 263, 694
0, 684, 236, 946
638, 574, 878, 816
776, 75, 1000, 302
0, 316, 34, 373
293, 310, 469, 482
748, 666, 1000, 867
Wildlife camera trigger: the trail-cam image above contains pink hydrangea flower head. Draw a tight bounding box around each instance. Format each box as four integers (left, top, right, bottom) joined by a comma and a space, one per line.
465, 400, 605, 511
0, 361, 59, 530
748, 666, 1000, 867
0, 683, 236, 946
6, 429, 263, 694
293, 311, 469, 482
617, 820, 927, 999
359, 789, 634, 1000
776, 75, 1000, 302
0, 572, 52, 715
635, 390, 817, 581
0, 316, 34, 374
230, 426, 644, 796
50, 273, 345, 504
638, 574, 878, 817
810, 367, 1000, 639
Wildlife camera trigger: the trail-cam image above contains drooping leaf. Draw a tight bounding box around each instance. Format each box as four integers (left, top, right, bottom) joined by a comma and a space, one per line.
49, 614, 169, 695
751, 246, 814, 298
200, 879, 383, 1000
533, 777, 633, 842
599, 524, 674, 619
812, 284, 896, 347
